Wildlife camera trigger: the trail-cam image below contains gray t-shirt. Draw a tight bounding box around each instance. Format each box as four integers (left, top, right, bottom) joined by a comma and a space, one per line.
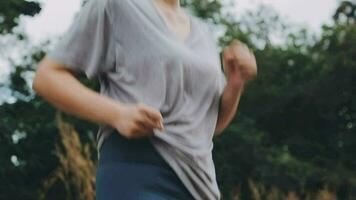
47, 0, 227, 199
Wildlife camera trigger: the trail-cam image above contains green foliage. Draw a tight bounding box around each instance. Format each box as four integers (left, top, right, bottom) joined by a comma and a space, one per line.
212, 1, 356, 199
1, 0, 356, 199
0, 0, 41, 34
333, 1, 356, 24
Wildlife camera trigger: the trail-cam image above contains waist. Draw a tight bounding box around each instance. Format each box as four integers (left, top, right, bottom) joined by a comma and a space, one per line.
98, 130, 169, 167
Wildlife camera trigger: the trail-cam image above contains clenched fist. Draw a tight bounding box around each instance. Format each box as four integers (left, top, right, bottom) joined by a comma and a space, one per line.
111, 102, 164, 139
222, 40, 258, 87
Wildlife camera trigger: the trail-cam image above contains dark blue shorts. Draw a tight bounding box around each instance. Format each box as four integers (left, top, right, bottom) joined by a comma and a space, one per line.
95, 130, 195, 200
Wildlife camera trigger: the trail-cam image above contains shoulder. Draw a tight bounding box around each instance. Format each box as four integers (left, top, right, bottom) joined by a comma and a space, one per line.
78, 0, 111, 19
82, 0, 110, 10
82, 0, 126, 17
189, 15, 215, 39
78, 0, 129, 30
189, 14, 215, 39
86, 0, 124, 8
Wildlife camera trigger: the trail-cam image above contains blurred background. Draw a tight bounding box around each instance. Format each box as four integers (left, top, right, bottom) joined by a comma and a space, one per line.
0, 0, 355, 199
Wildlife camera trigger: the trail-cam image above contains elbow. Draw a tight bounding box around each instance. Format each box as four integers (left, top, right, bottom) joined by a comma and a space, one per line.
32, 64, 42, 94
214, 131, 223, 137
214, 126, 224, 137
214, 131, 220, 137
32, 60, 47, 95
32, 57, 55, 95
32, 71, 41, 94
214, 118, 223, 136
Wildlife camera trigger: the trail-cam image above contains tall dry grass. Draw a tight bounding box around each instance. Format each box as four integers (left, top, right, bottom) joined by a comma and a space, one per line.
233, 179, 338, 200
39, 111, 97, 200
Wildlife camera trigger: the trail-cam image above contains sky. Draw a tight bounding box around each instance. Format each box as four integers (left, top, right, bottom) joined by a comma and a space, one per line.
22, 0, 338, 44
0, 0, 338, 85
235, 0, 337, 30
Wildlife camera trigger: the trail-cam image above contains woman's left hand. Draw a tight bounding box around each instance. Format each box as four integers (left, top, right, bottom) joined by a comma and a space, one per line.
222, 40, 258, 88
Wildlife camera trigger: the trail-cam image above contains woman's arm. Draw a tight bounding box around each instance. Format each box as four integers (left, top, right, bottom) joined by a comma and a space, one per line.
214, 40, 257, 136
214, 80, 245, 135
33, 56, 124, 127
32, 56, 164, 138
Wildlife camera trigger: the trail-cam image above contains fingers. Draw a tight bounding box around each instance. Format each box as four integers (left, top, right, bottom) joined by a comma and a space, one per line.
231, 40, 248, 51
142, 112, 164, 131
135, 121, 155, 138
228, 40, 256, 64
223, 44, 235, 62
137, 103, 164, 130
126, 119, 156, 139
230, 39, 251, 53
223, 44, 239, 74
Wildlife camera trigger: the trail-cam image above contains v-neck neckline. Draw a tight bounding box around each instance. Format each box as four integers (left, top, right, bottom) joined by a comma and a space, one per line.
149, 0, 194, 45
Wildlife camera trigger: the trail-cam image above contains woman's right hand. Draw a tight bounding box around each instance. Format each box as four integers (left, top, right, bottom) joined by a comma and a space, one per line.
111, 102, 165, 139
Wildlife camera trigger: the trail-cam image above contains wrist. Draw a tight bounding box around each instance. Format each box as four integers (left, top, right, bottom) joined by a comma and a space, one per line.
107, 100, 125, 128
226, 78, 245, 91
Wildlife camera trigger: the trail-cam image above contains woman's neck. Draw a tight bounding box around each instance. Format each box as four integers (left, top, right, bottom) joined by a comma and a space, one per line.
156, 0, 181, 10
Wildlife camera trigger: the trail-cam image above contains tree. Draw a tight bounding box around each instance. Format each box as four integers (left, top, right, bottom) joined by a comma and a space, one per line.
1, 0, 356, 199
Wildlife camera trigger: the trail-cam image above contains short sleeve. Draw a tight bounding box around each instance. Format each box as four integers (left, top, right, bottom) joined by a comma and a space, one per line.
47, 0, 115, 80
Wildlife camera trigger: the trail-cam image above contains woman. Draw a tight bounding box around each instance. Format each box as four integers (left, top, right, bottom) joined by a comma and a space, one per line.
32, 0, 257, 199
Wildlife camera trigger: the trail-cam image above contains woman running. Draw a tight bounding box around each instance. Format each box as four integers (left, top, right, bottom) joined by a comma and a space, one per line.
32, 0, 257, 199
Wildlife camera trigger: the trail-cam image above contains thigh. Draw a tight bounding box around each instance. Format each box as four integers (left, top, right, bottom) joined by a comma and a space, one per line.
95, 131, 195, 200
95, 162, 152, 200
96, 162, 188, 200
